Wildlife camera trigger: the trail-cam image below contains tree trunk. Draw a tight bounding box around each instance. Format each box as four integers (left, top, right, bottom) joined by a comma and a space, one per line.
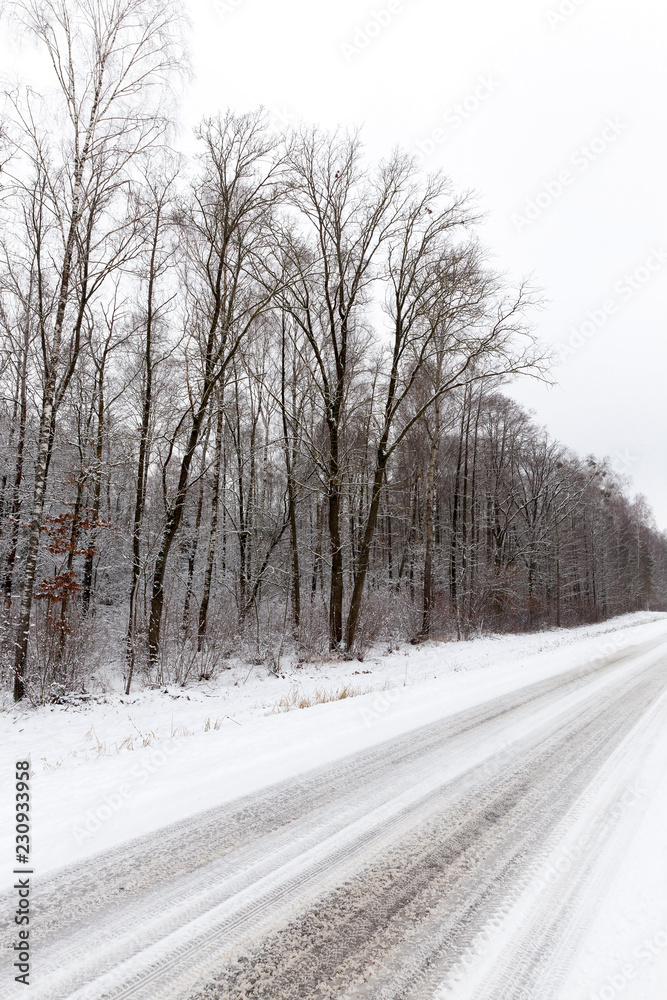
147, 400, 210, 665
327, 414, 344, 649
421, 400, 441, 638
281, 323, 301, 630
13, 388, 56, 699
3, 321, 30, 616
345, 458, 387, 649
328, 476, 344, 647
450, 403, 466, 641
198, 397, 224, 649
182, 421, 210, 633
81, 355, 106, 612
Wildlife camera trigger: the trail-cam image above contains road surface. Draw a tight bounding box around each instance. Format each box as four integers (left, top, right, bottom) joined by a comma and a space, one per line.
2, 632, 666, 999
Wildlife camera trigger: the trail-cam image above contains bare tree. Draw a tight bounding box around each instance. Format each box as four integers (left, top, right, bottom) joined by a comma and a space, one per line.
343, 195, 544, 649
145, 111, 285, 668
124, 167, 180, 693
197, 382, 224, 649
4, 0, 184, 699
0, 245, 35, 621
284, 129, 412, 649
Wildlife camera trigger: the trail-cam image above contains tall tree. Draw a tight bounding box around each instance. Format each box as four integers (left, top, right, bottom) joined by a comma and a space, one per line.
146, 111, 285, 667
284, 129, 412, 648
5, 0, 184, 699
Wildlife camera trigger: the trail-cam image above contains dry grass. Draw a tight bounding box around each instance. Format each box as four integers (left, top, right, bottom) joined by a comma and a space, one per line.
170, 724, 193, 739
80, 717, 217, 756
40, 757, 63, 770
84, 725, 158, 755
266, 683, 373, 715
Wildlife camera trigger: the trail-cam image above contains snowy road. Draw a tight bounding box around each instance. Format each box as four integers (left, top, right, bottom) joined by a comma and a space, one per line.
2, 629, 667, 999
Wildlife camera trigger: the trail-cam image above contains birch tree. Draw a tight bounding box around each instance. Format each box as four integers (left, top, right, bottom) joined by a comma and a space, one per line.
5, 0, 184, 699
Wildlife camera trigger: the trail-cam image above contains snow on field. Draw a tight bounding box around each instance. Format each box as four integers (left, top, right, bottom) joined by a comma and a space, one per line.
1, 611, 665, 887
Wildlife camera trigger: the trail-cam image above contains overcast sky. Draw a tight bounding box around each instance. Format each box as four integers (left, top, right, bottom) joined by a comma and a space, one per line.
180, 0, 667, 527
3, 0, 666, 525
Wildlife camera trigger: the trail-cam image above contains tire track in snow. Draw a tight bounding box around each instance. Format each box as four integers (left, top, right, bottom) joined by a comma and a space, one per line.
0, 634, 665, 999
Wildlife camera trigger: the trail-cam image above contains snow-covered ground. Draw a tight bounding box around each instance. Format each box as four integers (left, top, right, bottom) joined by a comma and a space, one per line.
2, 611, 667, 999
560, 740, 667, 1000
0, 612, 660, 874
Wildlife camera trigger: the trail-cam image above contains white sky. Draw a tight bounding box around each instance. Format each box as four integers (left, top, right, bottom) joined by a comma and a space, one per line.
3, 0, 666, 526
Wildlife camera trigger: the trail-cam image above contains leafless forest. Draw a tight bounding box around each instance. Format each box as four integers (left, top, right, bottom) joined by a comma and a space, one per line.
1, 0, 666, 703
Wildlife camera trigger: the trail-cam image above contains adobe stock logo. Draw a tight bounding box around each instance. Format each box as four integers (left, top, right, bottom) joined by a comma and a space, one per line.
70, 741, 180, 845
555, 247, 667, 363
512, 118, 628, 234
413, 75, 501, 165
212, 0, 248, 16
545, 0, 590, 29
340, 2, 407, 63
